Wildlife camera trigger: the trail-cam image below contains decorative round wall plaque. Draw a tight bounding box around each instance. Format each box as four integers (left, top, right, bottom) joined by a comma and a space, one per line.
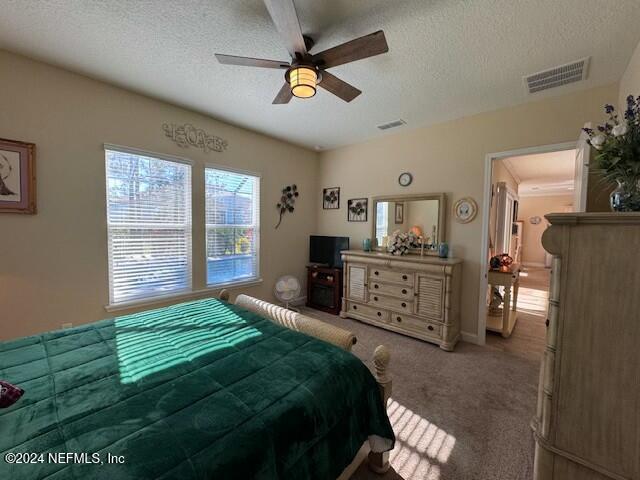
398, 172, 413, 187
453, 197, 478, 223
530, 216, 542, 225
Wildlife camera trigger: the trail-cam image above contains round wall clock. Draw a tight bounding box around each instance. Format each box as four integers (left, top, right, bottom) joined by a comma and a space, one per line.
454, 197, 478, 224
530, 216, 542, 225
398, 172, 413, 187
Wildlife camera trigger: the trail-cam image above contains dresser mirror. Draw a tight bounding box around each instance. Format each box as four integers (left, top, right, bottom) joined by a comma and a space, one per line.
371, 193, 446, 254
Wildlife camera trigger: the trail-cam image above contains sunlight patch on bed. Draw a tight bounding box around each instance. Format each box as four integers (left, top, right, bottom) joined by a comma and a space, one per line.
114, 305, 262, 384
386, 398, 455, 480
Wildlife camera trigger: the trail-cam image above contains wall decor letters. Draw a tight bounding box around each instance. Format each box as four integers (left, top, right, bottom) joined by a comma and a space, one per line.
162, 123, 228, 153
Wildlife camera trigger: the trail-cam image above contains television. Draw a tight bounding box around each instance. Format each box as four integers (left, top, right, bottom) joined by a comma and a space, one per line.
309, 235, 349, 268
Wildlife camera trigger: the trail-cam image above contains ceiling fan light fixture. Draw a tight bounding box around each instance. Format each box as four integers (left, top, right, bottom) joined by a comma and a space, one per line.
289, 66, 317, 98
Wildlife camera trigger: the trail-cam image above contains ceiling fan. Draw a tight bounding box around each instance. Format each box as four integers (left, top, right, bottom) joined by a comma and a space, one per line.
215, 0, 389, 104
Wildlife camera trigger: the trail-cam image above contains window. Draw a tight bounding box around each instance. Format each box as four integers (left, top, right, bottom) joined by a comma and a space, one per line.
376, 202, 389, 245
105, 147, 192, 304
205, 167, 260, 286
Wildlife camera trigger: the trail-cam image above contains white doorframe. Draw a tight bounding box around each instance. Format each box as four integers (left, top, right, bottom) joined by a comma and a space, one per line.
476, 141, 577, 345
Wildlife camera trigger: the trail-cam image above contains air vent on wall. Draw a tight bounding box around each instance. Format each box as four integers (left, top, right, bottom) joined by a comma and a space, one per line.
524, 57, 590, 94
377, 119, 406, 130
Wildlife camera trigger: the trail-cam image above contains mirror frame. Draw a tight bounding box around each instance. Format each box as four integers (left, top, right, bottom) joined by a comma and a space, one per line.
370, 193, 447, 255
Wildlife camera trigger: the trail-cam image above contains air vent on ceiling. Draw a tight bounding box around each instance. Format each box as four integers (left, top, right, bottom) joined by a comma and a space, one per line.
377, 119, 406, 130
524, 57, 590, 94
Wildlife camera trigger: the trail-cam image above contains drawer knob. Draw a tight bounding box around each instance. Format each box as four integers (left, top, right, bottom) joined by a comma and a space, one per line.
402, 275, 408, 280
377, 311, 382, 317
374, 284, 379, 289
353, 305, 357, 310
374, 271, 379, 276
396, 316, 402, 322
545, 318, 549, 327
402, 289, 407, 294
401, 302, 407, 308
428, 325, 434, 331
374, 296, 379, 301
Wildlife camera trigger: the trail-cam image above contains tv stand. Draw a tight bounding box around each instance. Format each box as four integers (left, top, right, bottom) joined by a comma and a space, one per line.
306, 265, 343, 315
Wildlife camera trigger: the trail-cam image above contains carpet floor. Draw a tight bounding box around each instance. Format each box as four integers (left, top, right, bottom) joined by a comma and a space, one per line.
302, 268, 549, 480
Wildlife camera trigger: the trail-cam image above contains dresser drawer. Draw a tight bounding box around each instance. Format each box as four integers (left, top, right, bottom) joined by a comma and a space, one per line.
346, 301, 389, 322
369, 268, 414, 286
390, 313, 443, 338
369, 281, 414, 299
369, 294, 413, 313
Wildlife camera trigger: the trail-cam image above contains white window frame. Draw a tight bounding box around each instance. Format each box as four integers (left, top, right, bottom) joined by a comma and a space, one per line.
104, 143, 193, 307
204, 163, 261, 289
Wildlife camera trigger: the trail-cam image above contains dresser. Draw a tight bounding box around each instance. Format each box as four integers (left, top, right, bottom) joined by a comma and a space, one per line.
340, 250, 462, 351
532, 213, 640, 480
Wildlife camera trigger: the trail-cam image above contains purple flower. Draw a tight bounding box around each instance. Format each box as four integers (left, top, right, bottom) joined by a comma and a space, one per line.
627, 95, 636, 107
625, 108, 635, 120
605, 104, 615, 114
597, 125, 605, 132
582, 127, 594, 136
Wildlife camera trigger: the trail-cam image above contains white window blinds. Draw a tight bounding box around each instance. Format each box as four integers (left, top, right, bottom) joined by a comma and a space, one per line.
106, 148, 192, 304
205, 167, 260, 286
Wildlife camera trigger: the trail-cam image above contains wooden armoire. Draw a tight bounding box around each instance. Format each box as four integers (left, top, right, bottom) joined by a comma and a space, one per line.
532, 213, 640, 480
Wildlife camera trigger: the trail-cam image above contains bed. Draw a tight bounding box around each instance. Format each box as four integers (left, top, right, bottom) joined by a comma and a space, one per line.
0, 291, 395, 479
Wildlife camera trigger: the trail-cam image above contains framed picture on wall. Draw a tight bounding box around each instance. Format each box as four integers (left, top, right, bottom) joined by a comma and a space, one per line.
347, 198, 368, 222
394, 203, 404, 224
0, 137, 36, 214
323, 187, 340, 209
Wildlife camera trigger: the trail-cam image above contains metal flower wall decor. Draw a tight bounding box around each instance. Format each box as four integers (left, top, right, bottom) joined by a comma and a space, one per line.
347, 198, 368, 222
275, 184, 299, 229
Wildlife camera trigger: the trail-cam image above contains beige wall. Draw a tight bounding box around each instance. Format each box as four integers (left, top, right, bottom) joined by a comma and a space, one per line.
0, 50, 319, 341
518, 195, 573, 266
492, 160, 519, 193
317, 83, 617, 339
620, 39, 640, 107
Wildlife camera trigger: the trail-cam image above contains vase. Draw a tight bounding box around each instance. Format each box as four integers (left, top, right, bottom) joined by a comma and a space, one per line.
438, 242, 449, 258
610, 179, 640, 212
362, 238, 371, 252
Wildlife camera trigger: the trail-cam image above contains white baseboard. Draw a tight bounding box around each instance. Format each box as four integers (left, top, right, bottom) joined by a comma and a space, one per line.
461, 331, 480, 345
522, 262, 546, 268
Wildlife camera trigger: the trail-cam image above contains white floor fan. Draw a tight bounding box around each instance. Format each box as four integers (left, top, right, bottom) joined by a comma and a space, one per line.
274, 275, 301, 312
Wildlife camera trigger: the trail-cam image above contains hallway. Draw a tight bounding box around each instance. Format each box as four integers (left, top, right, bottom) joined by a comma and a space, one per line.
485, 267, 549, 362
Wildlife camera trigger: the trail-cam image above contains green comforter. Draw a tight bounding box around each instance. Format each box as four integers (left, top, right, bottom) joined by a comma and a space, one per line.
0, 298, 394, 479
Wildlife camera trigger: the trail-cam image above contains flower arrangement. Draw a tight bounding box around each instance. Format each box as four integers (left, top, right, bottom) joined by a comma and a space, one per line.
388, 230, 418, 256
582, 96, 640, 211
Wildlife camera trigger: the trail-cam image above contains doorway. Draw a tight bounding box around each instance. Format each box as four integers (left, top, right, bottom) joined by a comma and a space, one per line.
477, 142, 579, 352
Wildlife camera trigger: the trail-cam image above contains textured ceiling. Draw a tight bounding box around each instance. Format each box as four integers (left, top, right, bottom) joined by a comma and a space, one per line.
1, 0, 639, 150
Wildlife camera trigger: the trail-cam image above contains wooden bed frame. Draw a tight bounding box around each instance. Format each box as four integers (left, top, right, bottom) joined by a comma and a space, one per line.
218, 290, 393, 477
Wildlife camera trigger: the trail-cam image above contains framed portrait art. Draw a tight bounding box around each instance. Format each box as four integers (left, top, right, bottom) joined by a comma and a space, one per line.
0, 138, 36, 214
394, 202, 404, 224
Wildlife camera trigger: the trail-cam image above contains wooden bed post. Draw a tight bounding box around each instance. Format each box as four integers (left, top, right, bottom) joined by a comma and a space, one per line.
369, 345, 391, 474
218, 289, 230, 302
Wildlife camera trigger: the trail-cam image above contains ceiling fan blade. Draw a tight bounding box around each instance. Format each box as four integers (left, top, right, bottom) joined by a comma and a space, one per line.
263, 0, 307, 58
273, 83, 293, 104
319, 71, 361, 102
215, 54, 290, 69
312, 30, 388, 69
